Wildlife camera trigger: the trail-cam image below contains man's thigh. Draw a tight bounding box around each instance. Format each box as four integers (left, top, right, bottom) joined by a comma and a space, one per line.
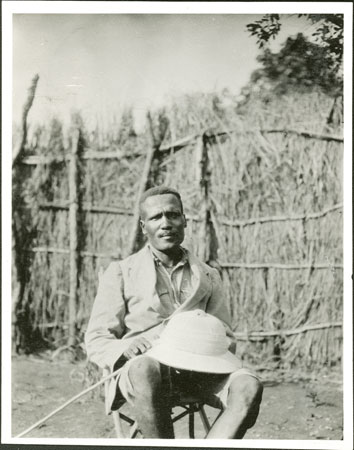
110, 355, 163, 409
114, 356, 260, 410
114, 359, 221, 407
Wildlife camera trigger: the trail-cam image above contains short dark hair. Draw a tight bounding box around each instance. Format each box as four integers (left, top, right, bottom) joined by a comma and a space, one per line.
139, 186, 184, 218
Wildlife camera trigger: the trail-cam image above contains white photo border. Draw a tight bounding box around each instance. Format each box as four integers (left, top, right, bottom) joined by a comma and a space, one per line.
2, 2, 352, 449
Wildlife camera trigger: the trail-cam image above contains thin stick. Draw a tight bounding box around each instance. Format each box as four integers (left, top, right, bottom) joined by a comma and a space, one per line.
210, 208, 227, 259
216, 203, 342, 227
36, 202, 200, 223
159, 127, 343, 154
68, 130, 80, 346
196, 135, 211, 262
13, 74, 40, 166
81, 151, 142, 160
39, 202, 133, 216
34, 201, 342, 227
262, 128, 343, 142
19, 151, 143, 165
18, 127, 343, 167
159, 132, 199, 152
27, 247, 120, 259
234, 322, 342, 341
220, 262, 343, 270
128, 144, 156, 255
212, 128, 343, 143
26, 247, 343, 269
15, 368, 121, 438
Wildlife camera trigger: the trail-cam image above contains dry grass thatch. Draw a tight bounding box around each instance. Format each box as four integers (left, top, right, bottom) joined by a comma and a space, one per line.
12, 91, 343, 371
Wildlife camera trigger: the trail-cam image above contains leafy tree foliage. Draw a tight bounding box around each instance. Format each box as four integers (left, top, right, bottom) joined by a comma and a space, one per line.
245, 14, 343, 97
247, 14, 283, 49
250, 33, 342, 97
247, 14, 343, 61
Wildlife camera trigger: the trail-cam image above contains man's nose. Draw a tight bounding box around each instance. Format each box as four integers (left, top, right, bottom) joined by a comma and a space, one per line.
160, 214, 172, 227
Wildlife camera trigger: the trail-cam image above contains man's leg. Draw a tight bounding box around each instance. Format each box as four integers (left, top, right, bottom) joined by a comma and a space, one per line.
206, 374, 263, 439
120, 356, 174, 438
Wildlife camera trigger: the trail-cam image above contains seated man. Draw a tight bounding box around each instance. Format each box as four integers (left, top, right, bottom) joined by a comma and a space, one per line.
85, 186, 263, 438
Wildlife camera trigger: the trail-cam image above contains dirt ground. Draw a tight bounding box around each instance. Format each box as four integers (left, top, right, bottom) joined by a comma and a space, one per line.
11, 354, 343, 440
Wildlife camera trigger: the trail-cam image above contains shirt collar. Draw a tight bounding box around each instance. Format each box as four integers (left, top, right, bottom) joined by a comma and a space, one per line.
147, 244, 189, 268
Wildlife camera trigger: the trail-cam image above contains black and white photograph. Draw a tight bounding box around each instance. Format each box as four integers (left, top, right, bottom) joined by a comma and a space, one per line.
2, 2, 353, 448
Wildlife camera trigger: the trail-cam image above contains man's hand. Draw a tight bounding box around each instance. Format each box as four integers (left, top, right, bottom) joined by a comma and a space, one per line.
123, 337, 152, 360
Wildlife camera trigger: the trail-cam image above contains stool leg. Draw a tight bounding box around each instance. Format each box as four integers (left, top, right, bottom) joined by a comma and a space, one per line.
198, 405, 211, 433
188, 405, 195, 439
130, 422, 140, 438
112, 411, 125, 438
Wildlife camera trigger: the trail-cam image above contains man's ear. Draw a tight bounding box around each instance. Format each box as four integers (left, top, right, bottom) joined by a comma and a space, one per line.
140, 219, 146, 235
183, 214, 187, 228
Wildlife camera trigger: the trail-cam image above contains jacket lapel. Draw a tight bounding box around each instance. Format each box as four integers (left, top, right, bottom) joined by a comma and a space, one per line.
174, 252, 212, 314
128, 246, 161, 310
127, 247, 153, 295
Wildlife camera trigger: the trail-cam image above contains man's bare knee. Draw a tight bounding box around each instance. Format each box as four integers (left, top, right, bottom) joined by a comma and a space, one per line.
228, 375, 263, 412
128, 356, 162, 395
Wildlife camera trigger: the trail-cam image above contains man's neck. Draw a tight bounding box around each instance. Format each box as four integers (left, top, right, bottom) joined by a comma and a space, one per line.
150, 246, 184, 268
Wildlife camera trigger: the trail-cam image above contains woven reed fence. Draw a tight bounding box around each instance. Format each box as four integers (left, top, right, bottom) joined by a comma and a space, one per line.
12, 90, 343, 371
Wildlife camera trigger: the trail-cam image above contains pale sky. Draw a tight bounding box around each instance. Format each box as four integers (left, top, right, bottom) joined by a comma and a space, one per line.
13, 14, 310, 130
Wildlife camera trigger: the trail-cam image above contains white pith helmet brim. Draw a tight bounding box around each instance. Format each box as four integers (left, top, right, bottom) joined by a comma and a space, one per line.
146, 342, 242, 373
145, 310, 242, 373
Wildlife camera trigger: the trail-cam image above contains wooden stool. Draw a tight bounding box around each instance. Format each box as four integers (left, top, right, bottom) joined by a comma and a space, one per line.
111, 399, 213, 438
103, 368, 222, 438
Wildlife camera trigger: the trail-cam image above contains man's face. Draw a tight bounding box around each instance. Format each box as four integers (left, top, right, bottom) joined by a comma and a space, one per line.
140, 194, 186, 252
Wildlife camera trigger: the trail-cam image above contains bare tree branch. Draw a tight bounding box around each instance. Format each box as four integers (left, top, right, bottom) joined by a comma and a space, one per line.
13, 74, 39, 166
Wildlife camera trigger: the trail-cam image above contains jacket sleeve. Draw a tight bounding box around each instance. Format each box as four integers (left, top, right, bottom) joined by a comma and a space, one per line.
84, 261, 133, 370
206, 268, 237, 354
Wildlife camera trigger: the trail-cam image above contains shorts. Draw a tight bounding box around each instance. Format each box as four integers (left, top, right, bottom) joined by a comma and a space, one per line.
111, 355, 260, 411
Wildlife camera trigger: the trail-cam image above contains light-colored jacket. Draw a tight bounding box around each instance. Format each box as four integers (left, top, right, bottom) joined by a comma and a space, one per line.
85, 246, 236, 410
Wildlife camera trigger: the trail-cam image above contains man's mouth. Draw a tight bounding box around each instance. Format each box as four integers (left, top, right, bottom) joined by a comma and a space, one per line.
160, 233, 175, 238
